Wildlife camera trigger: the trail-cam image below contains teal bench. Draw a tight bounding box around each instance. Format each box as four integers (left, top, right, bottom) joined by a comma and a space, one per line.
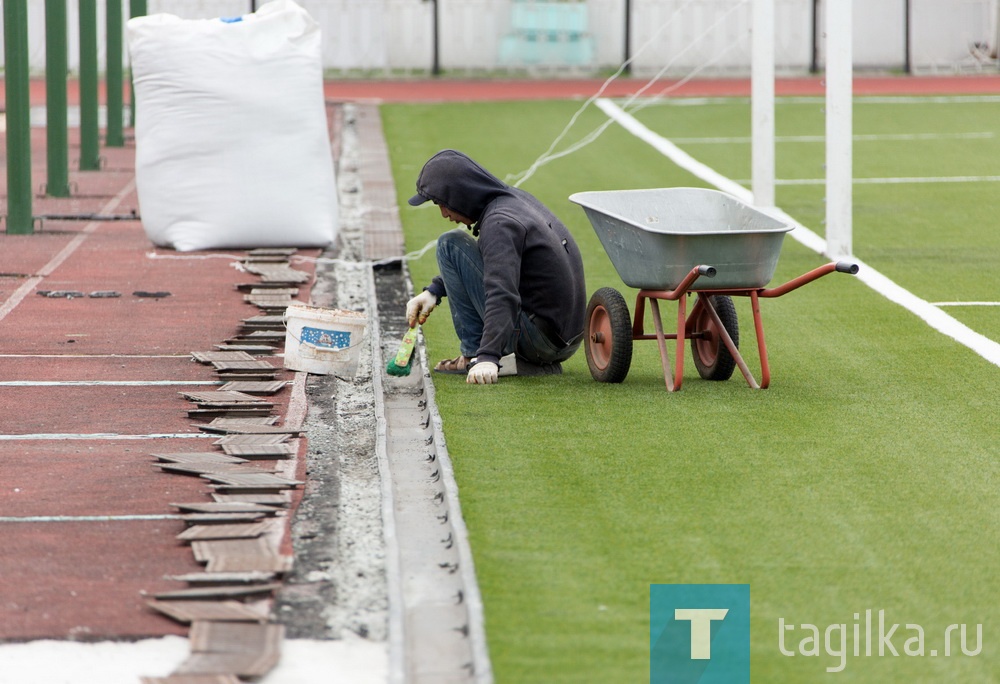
499, 1, 595, 67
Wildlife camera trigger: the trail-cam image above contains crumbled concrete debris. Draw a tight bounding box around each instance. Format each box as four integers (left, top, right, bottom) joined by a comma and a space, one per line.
276, 104, 388, 642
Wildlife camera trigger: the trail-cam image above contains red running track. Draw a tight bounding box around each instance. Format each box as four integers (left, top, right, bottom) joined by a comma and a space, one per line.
0, 126, 316, 640
6, 73, 1000, 109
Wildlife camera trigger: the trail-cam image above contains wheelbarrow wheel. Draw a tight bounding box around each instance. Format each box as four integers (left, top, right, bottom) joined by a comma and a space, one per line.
585, 287, 633, 383
690, 295, 739, 381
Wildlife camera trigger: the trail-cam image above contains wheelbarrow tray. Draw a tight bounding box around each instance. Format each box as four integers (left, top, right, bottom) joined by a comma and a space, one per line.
570, 187, 792, 290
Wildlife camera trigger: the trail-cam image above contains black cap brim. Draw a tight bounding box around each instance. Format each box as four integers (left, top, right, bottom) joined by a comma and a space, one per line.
408, 193, 430, 206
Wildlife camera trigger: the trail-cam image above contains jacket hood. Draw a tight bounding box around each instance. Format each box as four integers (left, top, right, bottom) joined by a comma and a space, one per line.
408, 150, 508, 222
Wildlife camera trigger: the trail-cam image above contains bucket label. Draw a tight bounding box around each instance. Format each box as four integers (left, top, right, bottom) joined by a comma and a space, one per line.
301, 326, 351, 350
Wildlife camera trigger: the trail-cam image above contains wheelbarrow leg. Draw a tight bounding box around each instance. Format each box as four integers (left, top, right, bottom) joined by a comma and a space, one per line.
675, 295, 687, 389
647, 298, 681, 391
750, 291, 771, 389
632, 294, 646, 339
702, 295, 761, 390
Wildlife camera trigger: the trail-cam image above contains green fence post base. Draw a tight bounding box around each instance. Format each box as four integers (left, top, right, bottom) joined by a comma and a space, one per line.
46, 0, 72, 197
79, 0, 101, 171
128, 0, 148, 128
106, 0, 125, 147
4, 0, 35, 233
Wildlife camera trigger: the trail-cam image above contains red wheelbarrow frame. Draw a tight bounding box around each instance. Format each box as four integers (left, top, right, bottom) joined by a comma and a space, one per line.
632, 261, 859, 391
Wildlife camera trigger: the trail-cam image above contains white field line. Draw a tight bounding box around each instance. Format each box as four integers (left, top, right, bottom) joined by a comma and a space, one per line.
802, 95, 1000, 105
933, 301, 1000, 306
595, 98, 1000, 368
640, 95, 1000, 106
673, 132, 995, 144
761, 175, 1000, 186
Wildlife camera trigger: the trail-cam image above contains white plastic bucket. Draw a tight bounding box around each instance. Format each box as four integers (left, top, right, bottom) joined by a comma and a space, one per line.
283, 303, 367, 376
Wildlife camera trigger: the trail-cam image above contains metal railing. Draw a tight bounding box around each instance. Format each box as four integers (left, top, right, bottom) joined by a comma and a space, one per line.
2, 0, 146, 234
4, 1, 33, 233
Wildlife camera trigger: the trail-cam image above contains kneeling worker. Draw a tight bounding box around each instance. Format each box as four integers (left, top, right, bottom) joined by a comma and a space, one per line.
405, 149, 586, 385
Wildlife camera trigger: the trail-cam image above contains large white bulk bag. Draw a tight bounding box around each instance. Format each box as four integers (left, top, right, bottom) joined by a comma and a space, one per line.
127, 0, 338, 252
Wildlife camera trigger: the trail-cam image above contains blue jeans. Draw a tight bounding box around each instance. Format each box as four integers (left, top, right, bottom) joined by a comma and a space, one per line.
436, 229, 578, 365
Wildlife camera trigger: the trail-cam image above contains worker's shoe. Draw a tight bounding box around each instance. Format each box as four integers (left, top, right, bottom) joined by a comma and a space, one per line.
497, 353, 562, 377
437, 353, 561, 377
498, 353, 517, 376
515, 359, 563, 377
433, 355, 473, 374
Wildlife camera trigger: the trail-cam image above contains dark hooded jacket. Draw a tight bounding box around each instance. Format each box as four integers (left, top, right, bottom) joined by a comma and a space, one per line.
414, 150, 586, 365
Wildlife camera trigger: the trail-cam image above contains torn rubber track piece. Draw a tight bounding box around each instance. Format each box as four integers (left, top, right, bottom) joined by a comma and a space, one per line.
163, 571, 279, 584
37, 290, 86, 298
134, 290, 172, 298
144, 599, 269, 625
151, 583, 282, 600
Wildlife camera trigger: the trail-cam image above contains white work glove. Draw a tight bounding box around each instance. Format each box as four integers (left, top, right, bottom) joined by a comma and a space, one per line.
466, 360, 499, 385
406, 290, 437, 328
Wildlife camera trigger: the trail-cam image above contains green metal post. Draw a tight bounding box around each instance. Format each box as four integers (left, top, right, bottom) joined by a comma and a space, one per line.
128, 0, 147, 128
46, 0, 72, 196
4, 1, 35, 233
106, 0, 124, 146
79, 0, 101, 170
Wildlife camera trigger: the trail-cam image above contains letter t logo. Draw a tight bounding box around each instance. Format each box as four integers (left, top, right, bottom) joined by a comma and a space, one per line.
674, 608, 730, 659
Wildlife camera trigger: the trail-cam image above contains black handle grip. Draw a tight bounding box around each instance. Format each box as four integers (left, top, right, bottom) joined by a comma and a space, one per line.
698, 265, 717, 278
835, 261, 860, 275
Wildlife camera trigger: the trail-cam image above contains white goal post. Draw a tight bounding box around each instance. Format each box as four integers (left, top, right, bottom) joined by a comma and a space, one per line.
824, 0, 853, 259
752, 0, 853, 259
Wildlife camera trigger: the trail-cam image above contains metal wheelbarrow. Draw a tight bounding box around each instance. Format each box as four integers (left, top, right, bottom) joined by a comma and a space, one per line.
570, 187, 859, 391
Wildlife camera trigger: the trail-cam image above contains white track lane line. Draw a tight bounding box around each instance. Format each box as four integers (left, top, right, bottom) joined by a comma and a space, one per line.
0, 433, 215, 440
595, 98, 1000, 368
0, 381, 219, 386
0, 515, 183, 522
0, 354, 189, 358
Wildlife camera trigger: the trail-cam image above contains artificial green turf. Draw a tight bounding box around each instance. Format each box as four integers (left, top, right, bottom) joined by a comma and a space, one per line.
381, 98, 999, 683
